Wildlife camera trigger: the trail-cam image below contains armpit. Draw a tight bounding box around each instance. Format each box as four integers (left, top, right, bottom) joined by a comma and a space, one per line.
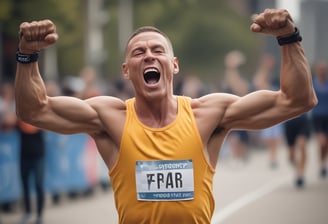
211, 126, 225, 137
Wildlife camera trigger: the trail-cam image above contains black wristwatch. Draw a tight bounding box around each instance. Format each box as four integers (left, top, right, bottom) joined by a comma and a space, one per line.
277, 27, 302, 46
16, 50, 39, 64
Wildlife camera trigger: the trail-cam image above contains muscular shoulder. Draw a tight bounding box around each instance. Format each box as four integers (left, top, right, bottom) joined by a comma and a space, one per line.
191, 93, 238, 112
190, 93, 239, 133
87, 95, 126, 126
86, 96, 127, 138
86, 96, 126, 111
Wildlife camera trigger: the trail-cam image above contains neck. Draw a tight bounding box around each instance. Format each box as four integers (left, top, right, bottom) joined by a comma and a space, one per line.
134, 95, 178, 128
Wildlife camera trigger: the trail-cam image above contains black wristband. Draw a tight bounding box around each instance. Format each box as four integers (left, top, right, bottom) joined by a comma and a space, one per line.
16, 50, 39, 64
277, 27, 302, 46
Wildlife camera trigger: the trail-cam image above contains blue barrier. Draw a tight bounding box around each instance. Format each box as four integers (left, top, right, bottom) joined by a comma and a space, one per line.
0, 130, 21, 203
0, 131, 109, 203
45, 133, 90, 193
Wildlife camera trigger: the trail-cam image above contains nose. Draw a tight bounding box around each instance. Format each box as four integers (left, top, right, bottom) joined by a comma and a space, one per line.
144, 49, 155, 62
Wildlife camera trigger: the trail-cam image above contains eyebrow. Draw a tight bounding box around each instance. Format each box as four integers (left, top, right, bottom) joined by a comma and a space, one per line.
129, 43, 167, 55
125, 32, 174, 57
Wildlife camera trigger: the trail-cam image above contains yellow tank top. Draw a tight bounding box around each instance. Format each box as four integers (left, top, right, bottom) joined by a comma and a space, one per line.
109, 96, 215, 224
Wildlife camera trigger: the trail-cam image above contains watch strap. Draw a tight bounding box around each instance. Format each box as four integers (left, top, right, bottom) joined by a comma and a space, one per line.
16, 50, 39, 64
277, 27, 302, 46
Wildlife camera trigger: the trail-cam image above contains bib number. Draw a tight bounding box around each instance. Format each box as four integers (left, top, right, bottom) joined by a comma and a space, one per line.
135, 160, 194, 201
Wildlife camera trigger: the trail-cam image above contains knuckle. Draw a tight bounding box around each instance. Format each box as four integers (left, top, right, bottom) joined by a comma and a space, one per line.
43, 19, 53, 27
44, 19, 56, 31
20, 22, 28, 28
30, 21, 38, 27
264, 9, 271, 14
282, 9, 289, 14
20, 22, 30, 31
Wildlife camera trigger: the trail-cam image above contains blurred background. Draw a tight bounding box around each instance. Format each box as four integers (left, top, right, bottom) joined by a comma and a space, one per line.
0, 0, 327, 83
1, 0, 328, 224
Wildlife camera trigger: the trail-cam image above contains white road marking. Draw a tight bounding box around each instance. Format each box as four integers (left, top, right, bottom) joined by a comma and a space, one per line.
211, 176, 290, 224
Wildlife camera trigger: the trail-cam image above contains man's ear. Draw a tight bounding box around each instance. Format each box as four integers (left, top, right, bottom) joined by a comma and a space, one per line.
122, 63, 130, 80
173, 57, 179, 75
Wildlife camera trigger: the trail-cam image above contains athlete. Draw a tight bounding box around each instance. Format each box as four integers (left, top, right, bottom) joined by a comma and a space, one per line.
15, 9, 317, 224
311, 60, 328, 178
284, 113, 311, 188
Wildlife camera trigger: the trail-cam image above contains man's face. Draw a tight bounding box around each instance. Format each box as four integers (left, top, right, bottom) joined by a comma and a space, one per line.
122, 31, 179, 99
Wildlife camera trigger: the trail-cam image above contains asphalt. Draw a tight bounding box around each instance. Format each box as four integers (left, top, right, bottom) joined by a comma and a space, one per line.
1, 138, 327, 224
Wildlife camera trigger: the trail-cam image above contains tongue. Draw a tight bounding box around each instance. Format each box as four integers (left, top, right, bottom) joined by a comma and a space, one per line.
144, 71, 159, 84
147, 78, 158, 84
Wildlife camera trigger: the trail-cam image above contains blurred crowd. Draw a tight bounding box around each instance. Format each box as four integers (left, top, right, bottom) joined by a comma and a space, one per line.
219, 51, 328, 189
1, 53, 327, 222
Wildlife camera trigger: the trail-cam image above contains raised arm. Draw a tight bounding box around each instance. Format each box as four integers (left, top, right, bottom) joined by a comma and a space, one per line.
220, 9, 317, 130
15, 20, 102, 134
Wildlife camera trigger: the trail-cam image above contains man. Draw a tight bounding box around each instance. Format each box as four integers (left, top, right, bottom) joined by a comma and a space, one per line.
311, 60, 328, 178
18, 121, 46, 224
252, 54, 283, 169
223, 50, 251, 164
284, 113, 311, 188
15, 9, 317, 224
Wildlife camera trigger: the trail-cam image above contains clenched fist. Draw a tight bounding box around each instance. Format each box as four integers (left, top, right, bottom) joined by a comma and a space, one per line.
250, 9, 295, 37
18, 20, 58, 54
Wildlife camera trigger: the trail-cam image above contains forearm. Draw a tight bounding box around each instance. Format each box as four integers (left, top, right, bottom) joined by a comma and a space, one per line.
15, 62, 48, 121
280, 42, 317, 109
15, 19, 58, 122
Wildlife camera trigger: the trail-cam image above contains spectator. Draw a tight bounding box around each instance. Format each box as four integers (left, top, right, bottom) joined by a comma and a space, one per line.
223, 50, 251, 162
18, 121, 46, 224
253, 54, 283, 169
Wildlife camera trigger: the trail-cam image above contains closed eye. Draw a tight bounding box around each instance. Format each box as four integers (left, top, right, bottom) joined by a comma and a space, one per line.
132, 50, 144, 56
153, 46, 165, 54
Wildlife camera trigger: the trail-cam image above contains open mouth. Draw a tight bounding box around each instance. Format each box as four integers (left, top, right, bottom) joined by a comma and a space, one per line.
144, 68, 160, 84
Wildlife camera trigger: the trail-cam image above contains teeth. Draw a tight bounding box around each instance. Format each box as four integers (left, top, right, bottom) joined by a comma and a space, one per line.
144, 68, 158, 74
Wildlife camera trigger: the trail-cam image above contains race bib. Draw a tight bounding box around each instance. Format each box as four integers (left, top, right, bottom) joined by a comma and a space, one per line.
135, 160, 194, 201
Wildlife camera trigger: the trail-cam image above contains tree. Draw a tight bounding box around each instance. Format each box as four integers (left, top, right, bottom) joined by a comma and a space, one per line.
105, 0, 261, 81
1, 0, 261, 83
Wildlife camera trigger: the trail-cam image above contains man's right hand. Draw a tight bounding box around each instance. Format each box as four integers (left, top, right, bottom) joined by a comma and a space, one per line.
18, 19, 58, 54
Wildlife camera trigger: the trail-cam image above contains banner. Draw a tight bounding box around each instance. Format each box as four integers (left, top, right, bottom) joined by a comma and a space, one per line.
0, 131, 109, 203
0, 130, 21, 203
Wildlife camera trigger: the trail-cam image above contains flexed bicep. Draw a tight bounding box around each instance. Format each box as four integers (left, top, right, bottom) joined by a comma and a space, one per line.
30, 96, 102, 135
221, 90, 296, 131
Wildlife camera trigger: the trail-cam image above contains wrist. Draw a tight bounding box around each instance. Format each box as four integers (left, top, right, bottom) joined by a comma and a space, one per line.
16, 49, 40, 64
277, 27, 302, 46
